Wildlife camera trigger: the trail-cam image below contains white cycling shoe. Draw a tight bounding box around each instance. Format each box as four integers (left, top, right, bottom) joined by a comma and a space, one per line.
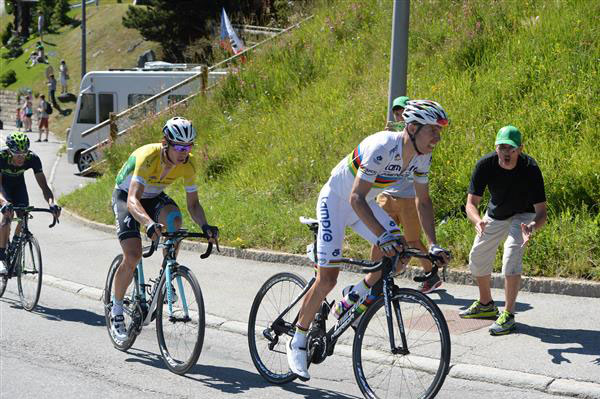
111, 314, 128, 342
286, 339, 310, 381
0, 262, 7, 275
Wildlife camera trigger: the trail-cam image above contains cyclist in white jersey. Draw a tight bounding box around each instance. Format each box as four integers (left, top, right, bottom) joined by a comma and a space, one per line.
287, 100, 451, 380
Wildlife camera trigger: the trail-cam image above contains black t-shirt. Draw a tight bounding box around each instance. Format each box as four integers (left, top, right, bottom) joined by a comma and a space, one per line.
0, 149, 44, 186
468, 152, 546, 220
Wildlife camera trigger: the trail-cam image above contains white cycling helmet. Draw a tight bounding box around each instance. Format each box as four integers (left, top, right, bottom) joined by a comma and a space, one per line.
163, 117, 196, 143
402, 100, 449, 127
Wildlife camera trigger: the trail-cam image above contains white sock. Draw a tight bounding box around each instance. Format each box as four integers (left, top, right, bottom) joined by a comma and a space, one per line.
291, 326, 308, 349
112, 299, 124, 317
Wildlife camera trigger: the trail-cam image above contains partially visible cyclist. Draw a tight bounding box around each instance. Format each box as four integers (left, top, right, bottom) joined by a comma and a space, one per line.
371, 95, 441, 294
286, 100, 451, 381
109, 116, 219, 341
0, 132, 61, 274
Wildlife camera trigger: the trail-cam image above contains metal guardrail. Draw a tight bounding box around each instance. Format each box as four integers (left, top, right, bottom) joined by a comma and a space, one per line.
77, 15, 314, 176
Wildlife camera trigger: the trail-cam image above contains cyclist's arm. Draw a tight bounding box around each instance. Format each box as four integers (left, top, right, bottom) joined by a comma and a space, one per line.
126, 180, 153, 227
0, 174, 9, 206
414, 181, 437, 246
185, 190, 209, 227
349, 176, 386, 237
34, 172, 55, 206
466, 193, 483, 225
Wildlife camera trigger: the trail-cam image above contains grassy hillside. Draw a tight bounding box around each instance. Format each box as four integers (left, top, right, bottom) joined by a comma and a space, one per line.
1, 2, 158, 137
61, 0, 600, 280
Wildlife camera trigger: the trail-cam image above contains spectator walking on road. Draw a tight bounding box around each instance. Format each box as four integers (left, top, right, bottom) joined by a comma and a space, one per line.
59, 60, 69, 94
37, 95, 50, 142
15, 107, 23, 131
47, 74, 59, 109
460, 126, 547, 336
22, 96, 33, 132
370, 96, 441, 294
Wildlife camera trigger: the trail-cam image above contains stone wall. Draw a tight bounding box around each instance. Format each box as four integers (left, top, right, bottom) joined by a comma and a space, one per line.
0, 90, 19, 126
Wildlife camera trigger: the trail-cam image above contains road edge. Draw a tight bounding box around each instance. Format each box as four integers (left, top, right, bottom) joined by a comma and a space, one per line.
40, 273, 600, 399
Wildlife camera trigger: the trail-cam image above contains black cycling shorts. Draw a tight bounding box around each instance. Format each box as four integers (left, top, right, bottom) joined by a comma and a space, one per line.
1, 181, 29, 207
111, 189, 178, 242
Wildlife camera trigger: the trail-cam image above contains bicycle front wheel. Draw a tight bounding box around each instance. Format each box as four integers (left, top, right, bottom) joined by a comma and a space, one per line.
17, 236, 43, 311
353, 288, 451, 399
103, 254, 142, 351
156, 265, 205, 375
248, 272, 307, 384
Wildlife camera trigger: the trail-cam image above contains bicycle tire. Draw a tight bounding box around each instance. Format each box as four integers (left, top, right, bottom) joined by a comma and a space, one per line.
103, 254, 141, 351
0, 276, 7, 297
353, 288, 451, 399
248, 272, 307, 384
17, 236, 43, 311
156, 265, 205, 375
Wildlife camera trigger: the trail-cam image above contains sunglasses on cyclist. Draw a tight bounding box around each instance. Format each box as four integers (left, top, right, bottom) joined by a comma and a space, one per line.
9, 149, 28, 157
168, 142, 193, 153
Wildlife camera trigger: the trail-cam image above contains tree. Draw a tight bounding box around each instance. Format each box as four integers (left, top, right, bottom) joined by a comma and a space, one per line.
52, 0, 72, 28
122, 0, 295, 63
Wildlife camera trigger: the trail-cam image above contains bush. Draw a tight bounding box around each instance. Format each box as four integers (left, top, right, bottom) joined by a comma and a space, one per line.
1, 46, 23, 59
0, 70, 17, 87
1, 22, 13, 46
52, 0, 72, 29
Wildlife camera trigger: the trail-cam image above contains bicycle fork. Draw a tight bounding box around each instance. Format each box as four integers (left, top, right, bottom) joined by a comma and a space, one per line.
383, 278, 409, 355
164, 261, 191, 322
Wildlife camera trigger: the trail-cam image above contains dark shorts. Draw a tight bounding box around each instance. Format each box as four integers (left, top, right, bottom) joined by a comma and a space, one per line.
2, 182, 29, 207
111, 189, 178, 242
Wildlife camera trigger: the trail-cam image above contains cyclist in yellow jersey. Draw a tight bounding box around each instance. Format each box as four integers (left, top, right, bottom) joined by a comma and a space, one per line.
109, 116, 219, 341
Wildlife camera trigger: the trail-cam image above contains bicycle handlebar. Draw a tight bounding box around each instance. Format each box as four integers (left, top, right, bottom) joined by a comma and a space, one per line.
142, 230, 217, 259
344, 248, 451, 275
6, 206, 59, 228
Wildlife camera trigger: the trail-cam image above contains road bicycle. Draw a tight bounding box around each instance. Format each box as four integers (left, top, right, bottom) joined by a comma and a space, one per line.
0, 206, 58, 311
103, 229, 216, 375
248, 217, 451, 399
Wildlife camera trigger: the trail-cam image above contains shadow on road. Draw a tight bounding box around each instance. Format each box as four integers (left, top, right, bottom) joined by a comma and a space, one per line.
517, 324, 600, 365
123, 348, 359, 398
430, 289, 534, 313
32, 304, 105, 327
187, 364, 361, 398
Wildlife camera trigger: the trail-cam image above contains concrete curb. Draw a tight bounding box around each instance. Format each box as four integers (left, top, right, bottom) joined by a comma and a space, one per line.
42, 272, 600, 399
59, 209, 600, 298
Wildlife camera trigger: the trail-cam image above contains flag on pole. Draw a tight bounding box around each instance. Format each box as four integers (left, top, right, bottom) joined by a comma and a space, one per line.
220, 8, 245, 55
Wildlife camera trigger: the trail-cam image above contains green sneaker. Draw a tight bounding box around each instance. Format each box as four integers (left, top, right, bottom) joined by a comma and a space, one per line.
489, 310, 516, 336
459, 300, 499, 319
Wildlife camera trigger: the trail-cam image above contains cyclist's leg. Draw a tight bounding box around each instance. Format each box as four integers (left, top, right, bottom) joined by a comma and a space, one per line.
111, 189, 143, 304
369, 193, 402, 263
287, 187, 345, 379
153, 193, 182, 256
0, 183, 27, 269
351, 198, 403, 287
396, 197, 432, 271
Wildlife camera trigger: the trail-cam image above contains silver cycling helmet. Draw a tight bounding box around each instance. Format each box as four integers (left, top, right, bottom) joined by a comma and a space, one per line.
162, 117, 196, 143
402, 100, 449, 127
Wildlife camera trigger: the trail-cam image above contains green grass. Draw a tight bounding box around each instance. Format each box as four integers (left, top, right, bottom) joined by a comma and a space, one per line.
1, 3, 158, 138
61, 0, 600, 280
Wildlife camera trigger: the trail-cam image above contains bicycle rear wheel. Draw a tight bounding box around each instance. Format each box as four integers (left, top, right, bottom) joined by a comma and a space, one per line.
156, 265, 205, 375
17, 236, 43, 311
103, 254, 142, 351
248, 272, 307, 384
353, 288, 451, 399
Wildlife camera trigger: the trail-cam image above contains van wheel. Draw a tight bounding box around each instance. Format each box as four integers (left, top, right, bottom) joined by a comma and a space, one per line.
76, 151, 95, 172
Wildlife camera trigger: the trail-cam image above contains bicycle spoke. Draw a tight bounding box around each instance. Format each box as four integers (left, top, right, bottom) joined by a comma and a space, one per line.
353, 289, 450, 399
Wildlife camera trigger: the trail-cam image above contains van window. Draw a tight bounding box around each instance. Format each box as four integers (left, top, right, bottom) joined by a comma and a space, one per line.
99, 93, 114, 123
128, 94, 152, 107
77, 93, 96, 124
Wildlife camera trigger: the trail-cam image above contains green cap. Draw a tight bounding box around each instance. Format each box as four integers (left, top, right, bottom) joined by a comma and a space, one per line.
495, 125, 522, 148
392, 96, 410, 110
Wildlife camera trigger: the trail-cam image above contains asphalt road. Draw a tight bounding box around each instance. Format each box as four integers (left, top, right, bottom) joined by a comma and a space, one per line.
0, 127, 598, 398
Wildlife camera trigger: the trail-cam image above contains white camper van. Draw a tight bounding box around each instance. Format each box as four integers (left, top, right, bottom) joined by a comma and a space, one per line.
66, 68, 224, 171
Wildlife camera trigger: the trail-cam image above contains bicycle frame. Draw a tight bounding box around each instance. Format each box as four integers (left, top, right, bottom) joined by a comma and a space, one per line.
131, 237, 193, 327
